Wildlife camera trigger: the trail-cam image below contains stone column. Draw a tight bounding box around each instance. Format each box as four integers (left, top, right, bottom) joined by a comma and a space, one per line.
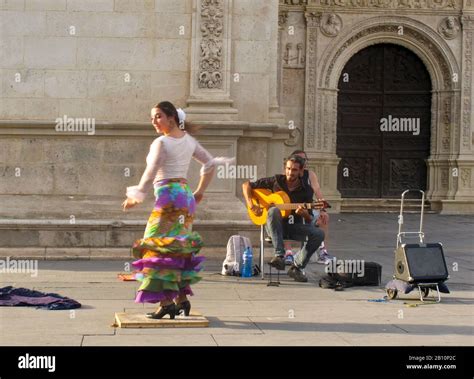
303, 11, 341, 207
453, 13, 474, 201
268, 3, 286, 126
303, 11, 320, 152
186, 0, 238, 121
277, 9, 288, 112
426, 90, 453, 201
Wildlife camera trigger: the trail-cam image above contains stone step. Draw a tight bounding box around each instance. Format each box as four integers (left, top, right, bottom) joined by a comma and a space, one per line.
0, 246, 234, 261
341, 198, 434, 213
0, 219, 261, 251
0, 195, 249, 221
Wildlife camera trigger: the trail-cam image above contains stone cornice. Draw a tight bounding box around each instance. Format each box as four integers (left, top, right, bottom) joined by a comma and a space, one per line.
0, 121, 289, 139
306, 0, 461, 10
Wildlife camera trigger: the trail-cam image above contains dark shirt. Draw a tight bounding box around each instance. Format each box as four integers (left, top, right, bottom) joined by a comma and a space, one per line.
249, 174, 314, 224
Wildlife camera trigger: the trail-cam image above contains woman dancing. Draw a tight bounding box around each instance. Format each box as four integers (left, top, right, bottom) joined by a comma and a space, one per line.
122, 101, 228, 319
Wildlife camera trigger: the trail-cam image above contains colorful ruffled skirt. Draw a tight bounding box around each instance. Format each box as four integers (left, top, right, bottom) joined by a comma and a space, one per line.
131, 179, 204, 303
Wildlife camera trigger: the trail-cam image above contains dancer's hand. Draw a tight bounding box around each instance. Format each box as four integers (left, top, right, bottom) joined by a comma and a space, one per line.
122, 198, 138, 211
193, 191, 204, 204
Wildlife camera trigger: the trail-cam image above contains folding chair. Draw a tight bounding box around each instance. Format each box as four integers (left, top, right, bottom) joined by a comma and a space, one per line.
258, 225, 304, 286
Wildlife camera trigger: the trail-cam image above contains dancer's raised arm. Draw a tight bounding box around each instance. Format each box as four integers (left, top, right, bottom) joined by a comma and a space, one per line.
123, 137, 164, 210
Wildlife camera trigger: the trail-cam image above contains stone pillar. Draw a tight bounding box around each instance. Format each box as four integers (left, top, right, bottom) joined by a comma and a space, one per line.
303, 11, 341, 207
277, 9, 288, 113
303, 11, 320, 152
426, 90, 452, 201
268, 3, 286, 126
453, 13, 474, 201
186, 0, 238, 121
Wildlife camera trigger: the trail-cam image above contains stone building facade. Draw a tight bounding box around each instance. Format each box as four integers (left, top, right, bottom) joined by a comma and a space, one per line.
279, 0, 474, 213
0, 0, 473, 254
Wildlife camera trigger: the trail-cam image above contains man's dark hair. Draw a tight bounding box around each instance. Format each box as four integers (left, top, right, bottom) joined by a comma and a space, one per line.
290, 149, 308, 159
287, 154, 306, 169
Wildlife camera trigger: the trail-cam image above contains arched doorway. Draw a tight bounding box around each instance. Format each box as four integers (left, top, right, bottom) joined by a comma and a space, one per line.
336, 44, 432, 198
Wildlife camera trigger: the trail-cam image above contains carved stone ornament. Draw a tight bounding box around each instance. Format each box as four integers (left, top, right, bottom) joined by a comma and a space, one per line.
461, 15, 474, 30
198, 0, 224, 89
462, 31, 472, 149
320, 13, 342, 37
305, 11, 322, 27
284, 126, 302, 146
283, 42, 306, 68
438, 16, 461, 40
315, 0, 457, 9
284, 0, 308, 5
279, 11, 289, 28
322, 23, 454, 90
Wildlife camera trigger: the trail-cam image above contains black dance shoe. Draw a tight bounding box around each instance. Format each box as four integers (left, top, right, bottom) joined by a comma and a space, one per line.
146, 303, 176, 319
175, 300, 191, 316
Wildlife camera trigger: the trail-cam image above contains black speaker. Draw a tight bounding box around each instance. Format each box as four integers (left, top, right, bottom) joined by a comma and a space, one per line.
394, 243, 449, 283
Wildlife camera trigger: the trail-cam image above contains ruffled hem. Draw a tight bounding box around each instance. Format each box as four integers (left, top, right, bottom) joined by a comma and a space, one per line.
134, 286, 194, 304
132, 255, 205, 271
136, 273, 202, 292
134, 269, 202, 284
132, 233, 203, 259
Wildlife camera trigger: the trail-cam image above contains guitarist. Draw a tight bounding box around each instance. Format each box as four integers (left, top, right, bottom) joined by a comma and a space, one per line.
242, 155, 325, 282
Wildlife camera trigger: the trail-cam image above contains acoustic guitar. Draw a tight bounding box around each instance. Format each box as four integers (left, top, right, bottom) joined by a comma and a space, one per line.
247, 189, 330, 225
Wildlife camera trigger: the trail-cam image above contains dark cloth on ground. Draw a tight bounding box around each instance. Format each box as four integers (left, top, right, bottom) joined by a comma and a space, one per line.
0, 286, 82, 310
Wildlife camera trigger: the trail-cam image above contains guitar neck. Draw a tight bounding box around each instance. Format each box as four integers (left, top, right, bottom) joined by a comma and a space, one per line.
275, 203, 321, 210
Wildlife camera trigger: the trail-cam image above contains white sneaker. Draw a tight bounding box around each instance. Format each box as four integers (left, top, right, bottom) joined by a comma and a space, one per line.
316, 248, 333, 265
284, 249, 295, 265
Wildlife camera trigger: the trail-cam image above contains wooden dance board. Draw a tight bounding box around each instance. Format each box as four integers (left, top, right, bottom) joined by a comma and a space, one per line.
114, 312, 209, 328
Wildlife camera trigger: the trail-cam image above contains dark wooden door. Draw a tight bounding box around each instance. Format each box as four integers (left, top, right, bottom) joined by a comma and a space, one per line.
336, 44, 431, 198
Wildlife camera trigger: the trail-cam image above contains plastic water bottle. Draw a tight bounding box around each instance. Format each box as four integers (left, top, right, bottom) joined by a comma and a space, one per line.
241, 247, 253, 278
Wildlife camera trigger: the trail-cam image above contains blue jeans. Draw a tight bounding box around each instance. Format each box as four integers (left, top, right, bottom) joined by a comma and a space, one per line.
265, 207, 325, 269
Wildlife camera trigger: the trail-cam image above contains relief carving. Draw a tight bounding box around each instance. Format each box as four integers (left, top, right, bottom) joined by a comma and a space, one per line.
315, 0, 457, 8
283, 43, 306, 68
442, 98, 451, 151
198, 0, 224, 89
324, 24, 452, 90
391, 159, 424, 190
322, 95, 329, 149
320, 13, 343, 37
304, 15, 320, 149
305, 11, 322, 28
441, 168, 449, 189
462, 32, 473, 149
461, 168, 471, 188
323, 166, 330, 187
438, 16, 461, 40
284, 127, 303, 146
284, 0, 309, 5
461, 15, 474, 30
279, 11, 289, 29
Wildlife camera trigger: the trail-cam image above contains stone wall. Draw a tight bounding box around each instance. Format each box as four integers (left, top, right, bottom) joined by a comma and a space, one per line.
0, 1, 289, 225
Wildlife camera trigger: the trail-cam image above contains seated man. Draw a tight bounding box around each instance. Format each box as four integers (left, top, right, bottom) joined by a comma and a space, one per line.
289, 149, 333, 264
242, 155, 325, 282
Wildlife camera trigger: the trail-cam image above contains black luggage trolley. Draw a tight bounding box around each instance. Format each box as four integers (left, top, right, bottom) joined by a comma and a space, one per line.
385, 190, 450, 303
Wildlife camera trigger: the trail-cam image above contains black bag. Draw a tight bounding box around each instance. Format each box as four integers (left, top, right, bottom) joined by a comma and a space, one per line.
319, 273, 353, 290
337, 262, 382, 286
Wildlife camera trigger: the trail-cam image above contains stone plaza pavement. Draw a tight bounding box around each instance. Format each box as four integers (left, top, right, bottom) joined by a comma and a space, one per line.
0, 214, 472, 346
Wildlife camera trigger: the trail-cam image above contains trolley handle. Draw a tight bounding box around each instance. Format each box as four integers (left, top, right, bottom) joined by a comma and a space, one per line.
397, 189, 425, 248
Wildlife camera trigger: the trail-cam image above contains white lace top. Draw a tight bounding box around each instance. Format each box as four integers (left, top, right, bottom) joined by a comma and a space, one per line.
126, 132, 218, 203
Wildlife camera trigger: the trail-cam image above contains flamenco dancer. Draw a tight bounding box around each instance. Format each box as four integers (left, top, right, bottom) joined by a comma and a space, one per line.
122, 101, 230, 319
